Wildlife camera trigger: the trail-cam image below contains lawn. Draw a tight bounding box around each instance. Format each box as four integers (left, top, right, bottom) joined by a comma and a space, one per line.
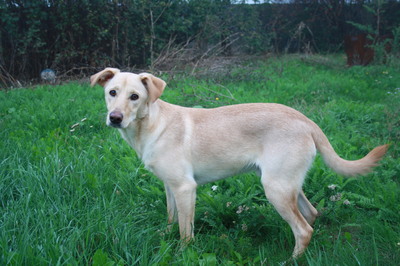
0, 55, 399, 265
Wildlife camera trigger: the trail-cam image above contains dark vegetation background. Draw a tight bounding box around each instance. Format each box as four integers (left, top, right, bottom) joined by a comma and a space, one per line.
1, 0, 400, 83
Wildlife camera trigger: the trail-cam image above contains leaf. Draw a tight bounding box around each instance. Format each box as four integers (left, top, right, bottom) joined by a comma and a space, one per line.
8, 107, 16, 114
199, 253, 217, 266
344, 231, 352, 242
316, 198, 325, 210
92, 249, 108, 266
92, 249, 115, 266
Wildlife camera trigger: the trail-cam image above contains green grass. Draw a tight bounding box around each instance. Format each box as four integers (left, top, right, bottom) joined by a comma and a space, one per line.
1, 55, 399, 265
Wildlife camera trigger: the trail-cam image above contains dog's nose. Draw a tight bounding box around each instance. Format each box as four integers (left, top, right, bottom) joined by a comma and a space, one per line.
109, 111, 123, 125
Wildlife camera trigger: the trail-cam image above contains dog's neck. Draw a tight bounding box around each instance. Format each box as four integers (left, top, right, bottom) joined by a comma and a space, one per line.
118, 100, 168, 159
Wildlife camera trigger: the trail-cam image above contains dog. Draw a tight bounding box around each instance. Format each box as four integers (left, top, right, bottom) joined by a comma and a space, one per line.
90, 68, 387, 257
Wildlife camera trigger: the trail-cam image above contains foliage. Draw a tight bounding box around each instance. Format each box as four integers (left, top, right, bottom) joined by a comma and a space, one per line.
347, 0, 400, 66
0, 55, 399, 264
1, 0, 400, 81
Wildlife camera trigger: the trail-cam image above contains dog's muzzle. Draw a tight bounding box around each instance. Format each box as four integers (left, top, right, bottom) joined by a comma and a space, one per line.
109, 111, 123, 127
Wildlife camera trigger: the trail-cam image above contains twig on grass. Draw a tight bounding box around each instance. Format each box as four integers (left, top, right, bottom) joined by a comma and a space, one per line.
191, 83, 237, 104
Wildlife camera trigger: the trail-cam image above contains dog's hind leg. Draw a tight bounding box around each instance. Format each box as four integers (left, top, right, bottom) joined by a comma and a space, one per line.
259, 141, 316, 257
261, 174, 313, 257
298, 190, 318, 226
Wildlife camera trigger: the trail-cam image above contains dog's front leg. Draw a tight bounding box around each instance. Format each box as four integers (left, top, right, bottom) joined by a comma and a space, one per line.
165, 183, 178, 232
170, 181, 197, 242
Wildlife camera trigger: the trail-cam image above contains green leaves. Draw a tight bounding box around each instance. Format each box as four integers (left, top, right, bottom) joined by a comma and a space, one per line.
92, 249, 124, 266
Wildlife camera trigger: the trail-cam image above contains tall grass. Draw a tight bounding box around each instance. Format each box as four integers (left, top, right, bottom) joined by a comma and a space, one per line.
1, 55, 399, 265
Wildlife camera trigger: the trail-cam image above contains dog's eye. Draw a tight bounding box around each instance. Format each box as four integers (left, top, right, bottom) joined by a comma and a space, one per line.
130, 94, 139, 101
109, 90, 117, 97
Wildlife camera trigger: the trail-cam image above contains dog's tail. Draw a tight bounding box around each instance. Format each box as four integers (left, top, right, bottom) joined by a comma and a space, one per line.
311, 122, 388, 177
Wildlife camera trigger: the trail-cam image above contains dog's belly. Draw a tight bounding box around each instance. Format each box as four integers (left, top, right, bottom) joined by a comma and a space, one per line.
192, 157, 259, 185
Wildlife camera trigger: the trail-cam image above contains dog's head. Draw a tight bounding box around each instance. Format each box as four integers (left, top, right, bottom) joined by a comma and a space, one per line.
90, 68, 166, 128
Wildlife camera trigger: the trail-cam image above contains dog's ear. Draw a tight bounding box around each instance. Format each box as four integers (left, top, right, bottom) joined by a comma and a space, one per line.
139, 73, 166, 102
90, 68, 120, 87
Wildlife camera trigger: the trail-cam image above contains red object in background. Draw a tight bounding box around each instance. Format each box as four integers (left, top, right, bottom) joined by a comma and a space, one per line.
344, 34, 374, 66
344, 34, 392, 66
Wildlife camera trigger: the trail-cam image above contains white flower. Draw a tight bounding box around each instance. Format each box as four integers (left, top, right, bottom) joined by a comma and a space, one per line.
211, 185, 218, 191
343, 199, 351, 205
328, 184, 337, 190
241, 223, 248, 232
330, 193, 342, 202
236, 205, 249, 214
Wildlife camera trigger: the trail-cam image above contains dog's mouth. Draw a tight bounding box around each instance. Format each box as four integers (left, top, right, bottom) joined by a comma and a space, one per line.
108, 122, 123, 128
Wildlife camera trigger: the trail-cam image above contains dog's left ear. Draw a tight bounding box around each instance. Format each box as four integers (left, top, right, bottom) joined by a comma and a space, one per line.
139, 73, 166, 102
90, 68, 120, 87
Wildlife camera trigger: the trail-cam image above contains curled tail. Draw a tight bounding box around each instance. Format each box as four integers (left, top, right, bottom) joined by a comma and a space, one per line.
311, 123, 388, 177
